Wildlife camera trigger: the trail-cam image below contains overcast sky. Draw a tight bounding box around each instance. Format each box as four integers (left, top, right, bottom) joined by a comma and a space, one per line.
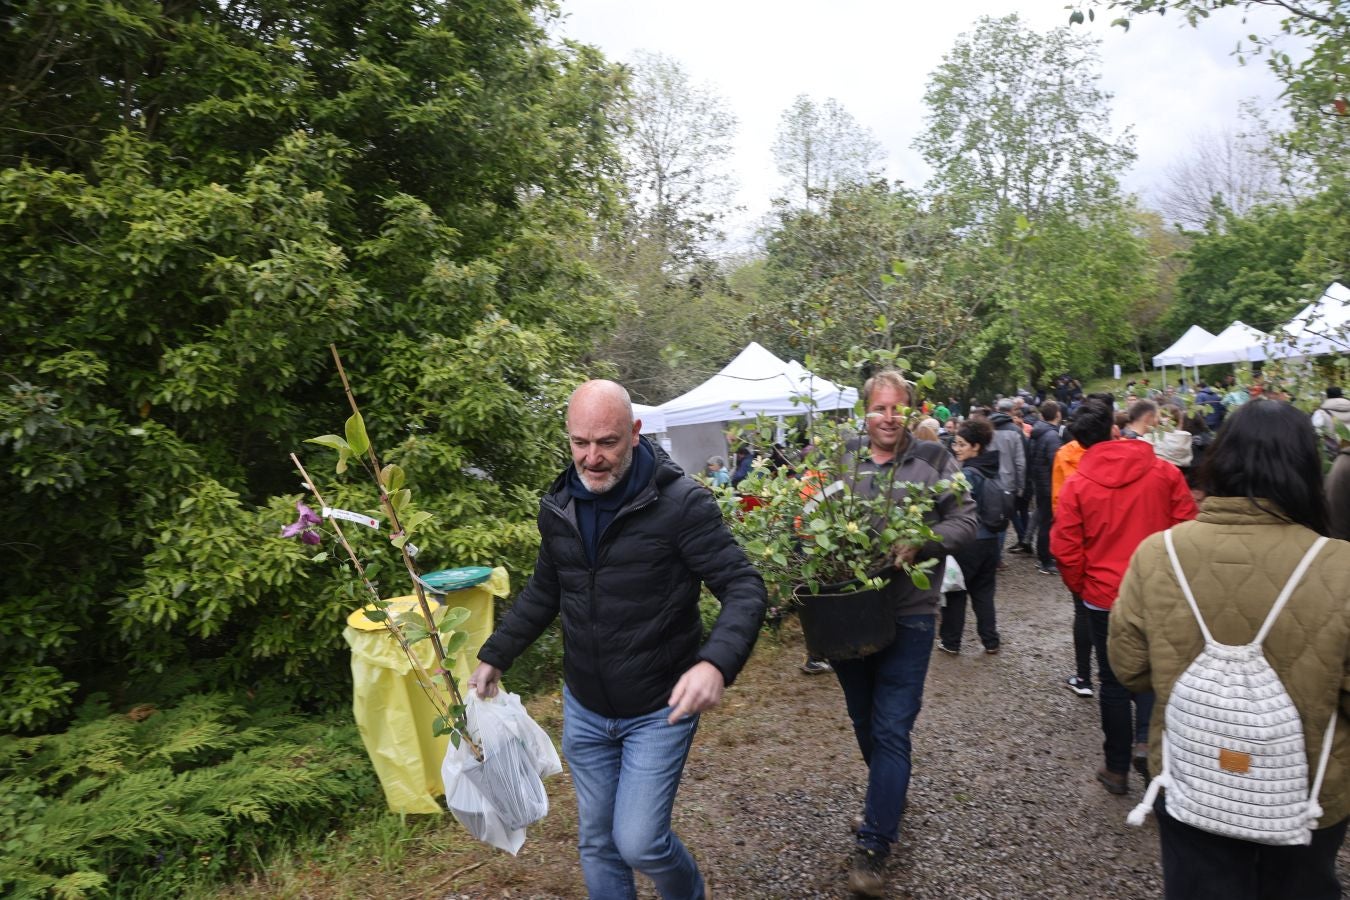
552, 0, 1296, 244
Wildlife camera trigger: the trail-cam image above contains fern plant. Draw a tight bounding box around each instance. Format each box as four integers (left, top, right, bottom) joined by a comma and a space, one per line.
0, 692, 375, 899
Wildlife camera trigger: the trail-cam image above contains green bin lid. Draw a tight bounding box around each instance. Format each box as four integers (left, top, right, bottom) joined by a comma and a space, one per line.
421, 566, 493, 592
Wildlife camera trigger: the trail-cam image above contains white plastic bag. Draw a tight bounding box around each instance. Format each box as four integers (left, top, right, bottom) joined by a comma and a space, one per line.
441, 690, 561, 854
941, 555, 966, 593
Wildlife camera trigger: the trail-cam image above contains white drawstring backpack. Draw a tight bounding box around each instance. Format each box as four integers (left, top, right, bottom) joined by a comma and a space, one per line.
1127, 529, 1335, 846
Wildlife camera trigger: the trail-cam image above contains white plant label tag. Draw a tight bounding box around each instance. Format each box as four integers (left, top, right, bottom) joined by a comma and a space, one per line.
322, 507, 380, 530
406, 542, 420, 558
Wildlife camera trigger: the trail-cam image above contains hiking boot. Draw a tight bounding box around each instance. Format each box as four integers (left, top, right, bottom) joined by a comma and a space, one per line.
1096, 767, 1128, 795
1065, 676, 1094, 697
1133, 742, 1150, 782
847, 847, 886, 897
800, 658, 833, 675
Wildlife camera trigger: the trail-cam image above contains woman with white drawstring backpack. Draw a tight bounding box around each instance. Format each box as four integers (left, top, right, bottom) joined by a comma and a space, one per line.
1109, 398, 1350, 900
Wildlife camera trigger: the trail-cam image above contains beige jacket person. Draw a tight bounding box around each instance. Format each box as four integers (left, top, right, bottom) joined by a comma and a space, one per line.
1109, 497, 1350, 825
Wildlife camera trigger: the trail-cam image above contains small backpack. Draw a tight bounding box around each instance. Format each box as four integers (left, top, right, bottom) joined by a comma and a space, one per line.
966, 467, 1013, 533
1127, 529, 1335, 845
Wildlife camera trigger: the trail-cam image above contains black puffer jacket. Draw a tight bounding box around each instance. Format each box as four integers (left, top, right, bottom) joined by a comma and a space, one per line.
478, 438, 767, 719
1026, 418, 1063, 497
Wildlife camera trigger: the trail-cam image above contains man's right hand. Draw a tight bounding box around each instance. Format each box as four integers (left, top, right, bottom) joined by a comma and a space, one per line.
468, 662, 502, 699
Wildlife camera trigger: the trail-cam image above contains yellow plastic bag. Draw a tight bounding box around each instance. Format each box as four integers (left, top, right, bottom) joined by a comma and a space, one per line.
343, 567, 507, 813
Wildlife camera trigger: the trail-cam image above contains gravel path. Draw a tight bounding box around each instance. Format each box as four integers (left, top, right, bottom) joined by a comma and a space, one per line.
672, 557, 1161, 899
436, 555, 1350, 898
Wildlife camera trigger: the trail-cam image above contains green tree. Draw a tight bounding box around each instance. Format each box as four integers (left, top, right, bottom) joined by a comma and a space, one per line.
0, 0, 625, 730
915, 14, 1143, 389
584, 52, 748, 403
620, 50, 738, 270
772, 95, 884, 211
1072, 1, 1348, 177
1168, 200, 1321, 332
1073, 1, 1349, 299
916, 14, 1135, 225
750, 182, 986, 388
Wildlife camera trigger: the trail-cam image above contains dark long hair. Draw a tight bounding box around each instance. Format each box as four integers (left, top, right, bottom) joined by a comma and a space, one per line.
1197, 398, 1328, 534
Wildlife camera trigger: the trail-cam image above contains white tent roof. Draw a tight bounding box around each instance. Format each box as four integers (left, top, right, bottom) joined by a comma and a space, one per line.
633, 403, 666, 434
656, 342, 859, 428
1152, 324, 1217, 367
1270, 282, 1350, 358
1189, 320, 1270, 365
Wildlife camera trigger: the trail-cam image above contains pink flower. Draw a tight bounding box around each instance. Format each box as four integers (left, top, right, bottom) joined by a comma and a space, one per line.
281, 501, 323, 545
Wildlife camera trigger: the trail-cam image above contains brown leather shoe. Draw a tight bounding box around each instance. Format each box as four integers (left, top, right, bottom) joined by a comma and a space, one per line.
1096, 767, 1128, 795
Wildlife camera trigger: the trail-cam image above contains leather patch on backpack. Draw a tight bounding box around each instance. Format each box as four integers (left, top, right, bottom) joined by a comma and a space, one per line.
1219, 748, 1252, 775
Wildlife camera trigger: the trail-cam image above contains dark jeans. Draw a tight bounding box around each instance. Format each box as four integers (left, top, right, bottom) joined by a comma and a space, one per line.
1156, 794, 1347, 900
940, 538, 999, 650
1034, 491, 1054, 568
1071, 593, 1093, 683
831, 614, 936, 856
1088, 608, 1152, 773
1012, 492, 1032, 543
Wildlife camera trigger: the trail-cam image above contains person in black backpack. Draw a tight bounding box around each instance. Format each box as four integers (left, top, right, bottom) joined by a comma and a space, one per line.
939, 418, 1003, 654
1026, 401, 1064, 576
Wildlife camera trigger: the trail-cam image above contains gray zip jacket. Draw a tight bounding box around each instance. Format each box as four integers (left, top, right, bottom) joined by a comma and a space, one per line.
849, 438, 977, 617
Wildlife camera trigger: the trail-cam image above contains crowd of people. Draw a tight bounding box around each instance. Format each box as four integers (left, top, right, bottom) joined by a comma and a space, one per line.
467, 370, 1350, 900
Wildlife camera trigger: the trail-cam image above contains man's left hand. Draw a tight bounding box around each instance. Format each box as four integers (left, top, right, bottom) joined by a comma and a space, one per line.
666, 661, 725, 724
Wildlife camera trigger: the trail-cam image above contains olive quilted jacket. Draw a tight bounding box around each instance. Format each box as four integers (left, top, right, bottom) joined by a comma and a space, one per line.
1109, 497, 1350, 825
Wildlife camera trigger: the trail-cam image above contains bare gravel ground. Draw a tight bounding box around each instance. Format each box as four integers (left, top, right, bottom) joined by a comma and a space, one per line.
248, 555, 1350, 898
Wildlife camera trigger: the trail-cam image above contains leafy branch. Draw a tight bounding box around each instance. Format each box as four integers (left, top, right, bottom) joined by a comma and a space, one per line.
287, 345, 480, 758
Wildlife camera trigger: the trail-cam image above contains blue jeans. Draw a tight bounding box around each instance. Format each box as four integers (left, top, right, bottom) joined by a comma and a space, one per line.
562, 687, 705, 899
830, 614, 936, 855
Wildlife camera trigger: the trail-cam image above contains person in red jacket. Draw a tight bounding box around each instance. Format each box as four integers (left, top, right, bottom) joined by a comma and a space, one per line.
1050, 399, 1198, 796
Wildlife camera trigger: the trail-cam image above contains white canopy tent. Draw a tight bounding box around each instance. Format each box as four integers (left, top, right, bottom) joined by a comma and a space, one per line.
1270, 282, 1350, 359
655, 342, 859, 474
632, 403, 666, 435
657, 342, 858, 427
1152, 324, 1217, 367
1152, 324, 1216, 388
1189, 321, 1270, 366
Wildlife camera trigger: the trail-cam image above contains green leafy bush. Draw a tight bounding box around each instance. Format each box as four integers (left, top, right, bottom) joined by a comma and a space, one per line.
0, 0, 626, 731
0, 692, 378, 899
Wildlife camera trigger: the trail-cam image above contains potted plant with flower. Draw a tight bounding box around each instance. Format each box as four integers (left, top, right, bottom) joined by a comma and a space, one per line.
713, 355, 965, 659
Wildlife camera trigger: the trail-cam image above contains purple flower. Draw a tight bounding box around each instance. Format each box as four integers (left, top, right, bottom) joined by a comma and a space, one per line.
281, 500, 324, 545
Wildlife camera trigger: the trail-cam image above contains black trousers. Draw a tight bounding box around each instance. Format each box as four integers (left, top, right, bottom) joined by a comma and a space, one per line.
1088, 608, 1150, 773
1156, 794, 1347, 900
940, 537, 999, 651
1071, 592, 1093, 684
1012, 492, 1032, 543
1034, 490, 1054, 568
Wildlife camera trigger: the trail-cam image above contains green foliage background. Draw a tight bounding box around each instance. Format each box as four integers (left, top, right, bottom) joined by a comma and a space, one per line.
0, 0, 625, 732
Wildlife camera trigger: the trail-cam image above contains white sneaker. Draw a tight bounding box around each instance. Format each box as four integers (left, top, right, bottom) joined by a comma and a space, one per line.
1065, 676, 1094, 697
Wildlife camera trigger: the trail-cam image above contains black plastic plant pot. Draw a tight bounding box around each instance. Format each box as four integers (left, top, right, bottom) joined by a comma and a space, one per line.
794, 577, 899, 661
